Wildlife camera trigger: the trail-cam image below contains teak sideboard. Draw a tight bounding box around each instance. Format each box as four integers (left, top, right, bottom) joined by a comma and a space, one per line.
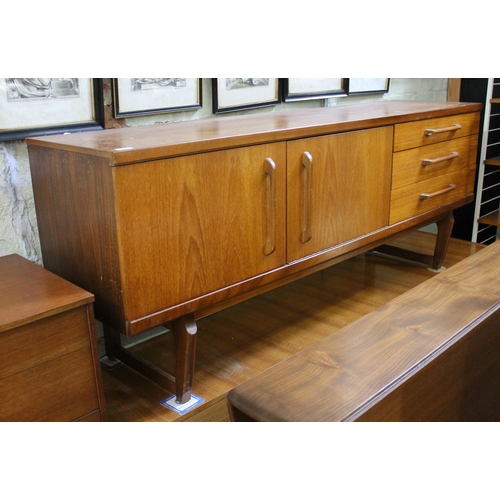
26, 100, 482, 403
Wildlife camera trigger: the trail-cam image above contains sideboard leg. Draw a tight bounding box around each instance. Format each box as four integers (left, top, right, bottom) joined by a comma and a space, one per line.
103, 323, 121, 361
171, 314, 198, 404
431, 210, 455, 270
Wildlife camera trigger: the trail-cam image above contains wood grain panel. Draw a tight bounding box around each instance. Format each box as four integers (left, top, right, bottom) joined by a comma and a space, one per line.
356, 308, 500, 421
287, 127, 392, 261
27, 146, 125, 333
113, 143, 287, 320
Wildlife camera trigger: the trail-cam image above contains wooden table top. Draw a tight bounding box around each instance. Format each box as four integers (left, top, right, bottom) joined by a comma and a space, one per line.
227, 239, 500, 421
0, 254, 94, 333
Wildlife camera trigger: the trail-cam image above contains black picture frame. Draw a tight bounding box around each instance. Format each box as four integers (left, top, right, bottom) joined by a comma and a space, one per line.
112, 78, 202, 118
282, 78, 347, 102
212, 78, 281, 114
346, 78, 390, 95
0, 78, 104, 142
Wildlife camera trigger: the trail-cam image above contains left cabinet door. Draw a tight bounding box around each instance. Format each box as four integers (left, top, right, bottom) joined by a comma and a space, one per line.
113, 142, 287, 322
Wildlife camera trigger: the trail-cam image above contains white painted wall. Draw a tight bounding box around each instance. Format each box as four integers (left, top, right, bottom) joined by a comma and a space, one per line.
0, 78, 449, 264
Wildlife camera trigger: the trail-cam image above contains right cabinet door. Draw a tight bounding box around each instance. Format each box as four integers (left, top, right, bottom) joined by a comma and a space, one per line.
287, 126, 393, 262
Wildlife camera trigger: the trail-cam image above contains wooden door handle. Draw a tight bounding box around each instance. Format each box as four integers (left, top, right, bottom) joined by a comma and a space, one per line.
424, 124, 461, 136
422, 152, 459, 166
301, 151, 313, 243
420, 184, 456, 200
264, 158, 276, 256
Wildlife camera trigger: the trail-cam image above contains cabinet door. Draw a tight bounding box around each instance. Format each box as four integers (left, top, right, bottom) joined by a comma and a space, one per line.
113, 143, 286, 321
287, 127, 392, 262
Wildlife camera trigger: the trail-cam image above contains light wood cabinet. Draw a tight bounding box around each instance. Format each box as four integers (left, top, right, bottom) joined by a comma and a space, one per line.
26, 101, 481, 403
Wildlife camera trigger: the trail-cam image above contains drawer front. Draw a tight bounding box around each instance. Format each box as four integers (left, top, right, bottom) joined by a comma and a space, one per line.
0, 307, 90, 380
0, 347, 99, 422
392, 135, 479, 190
394, 112, 480, 151
389, 167, 476, 225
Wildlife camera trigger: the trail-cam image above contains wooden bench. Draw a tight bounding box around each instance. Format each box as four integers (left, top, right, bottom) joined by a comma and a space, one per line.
227, 240, 500, 422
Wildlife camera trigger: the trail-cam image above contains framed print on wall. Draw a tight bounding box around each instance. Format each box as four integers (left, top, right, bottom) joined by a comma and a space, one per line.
346, 78, 390, 95
113, 78, 202, 118
283, 78, 347, 102
0, 78, 104, 141
212, 78, 281, 114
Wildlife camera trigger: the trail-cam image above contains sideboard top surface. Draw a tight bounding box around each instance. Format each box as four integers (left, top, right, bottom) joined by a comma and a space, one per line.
26, 101, 482, 166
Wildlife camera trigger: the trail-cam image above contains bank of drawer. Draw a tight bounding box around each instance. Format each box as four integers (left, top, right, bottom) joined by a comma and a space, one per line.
392, 135, 479, 190
389, 167, 476, 225
394, 112, 480, 151
0, 307, 90, 380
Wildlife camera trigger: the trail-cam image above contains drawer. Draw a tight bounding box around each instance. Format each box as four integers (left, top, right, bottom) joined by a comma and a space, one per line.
389, 167, 476, 225
394, 112, 480, 151
392, 135, 479, 190
0, 347, 99, 421
0, 307, 90, 380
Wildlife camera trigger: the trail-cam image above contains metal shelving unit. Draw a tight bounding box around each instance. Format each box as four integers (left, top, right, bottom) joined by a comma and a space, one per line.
472, 79, 500, 244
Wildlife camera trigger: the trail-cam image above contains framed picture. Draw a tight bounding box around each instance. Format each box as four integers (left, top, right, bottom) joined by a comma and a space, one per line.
113, 78, 202, 118
283, 78, 347, 102
346, 78, 390, 95
213, 78, 281, 114
0, 78, 104, 141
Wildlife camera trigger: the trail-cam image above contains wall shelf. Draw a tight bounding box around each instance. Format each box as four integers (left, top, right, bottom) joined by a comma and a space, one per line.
478, 210, 500, 227
484, 156, 500, 167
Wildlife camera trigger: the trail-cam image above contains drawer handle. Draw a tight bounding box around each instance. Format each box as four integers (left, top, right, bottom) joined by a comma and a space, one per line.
422, 152, 459, 166
264, 158, 276, 256
424, 124, 461, 136
301, 151, 313, 243
419, 184, 456, 200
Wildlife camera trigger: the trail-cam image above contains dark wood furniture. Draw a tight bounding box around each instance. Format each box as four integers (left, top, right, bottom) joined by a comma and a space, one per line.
226, 239, 500, 422
26, 100, 481, 403
0, 254, 107, 421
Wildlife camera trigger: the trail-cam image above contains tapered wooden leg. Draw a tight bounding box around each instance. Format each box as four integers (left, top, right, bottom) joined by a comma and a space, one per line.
372, 211, 456, 271
432, 210, 455, 270
171, 314, 198, 404
103, 317, 198, 403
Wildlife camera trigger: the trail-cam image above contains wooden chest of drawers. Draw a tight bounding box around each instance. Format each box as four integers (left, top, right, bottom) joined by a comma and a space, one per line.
26, 100, 481, 403
0, 254, 107, 421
